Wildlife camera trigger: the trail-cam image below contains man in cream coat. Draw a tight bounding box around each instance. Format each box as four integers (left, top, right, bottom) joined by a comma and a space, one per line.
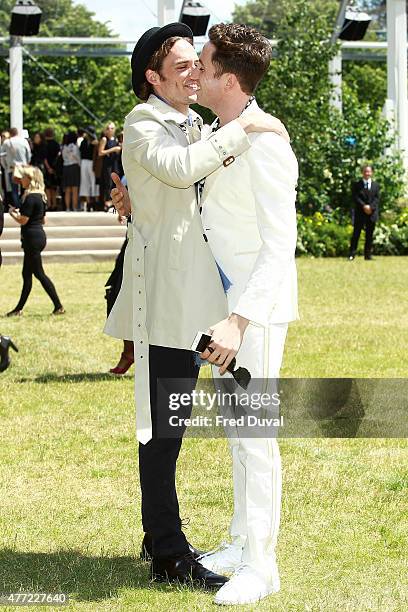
191, 24, 299, 606
105, 22, 288, 590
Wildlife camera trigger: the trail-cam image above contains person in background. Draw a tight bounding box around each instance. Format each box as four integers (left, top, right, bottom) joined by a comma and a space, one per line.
3, 127, 31, 208
76, 127, 86, 148
105, 171, 133, 374
92, 131, 104, 211
43, 128, 60, 211
0, 334, 18, 372
31, 131, 47, 175
7, 165, 65, 317
62, 131, 81, 212
105, 215, 134, 376
0, 158, 3, 205
79, 125, 99, 212
349, 164, 380, 261
116, 132, 125, 180
0, 194, 4, 268
0, 131, 12, 211
98, 122, 121, 210
0, 197, 19, 371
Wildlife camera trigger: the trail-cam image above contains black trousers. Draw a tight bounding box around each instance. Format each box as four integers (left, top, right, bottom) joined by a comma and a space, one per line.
350, 212, 376, 258
139, 344, 200, 558
15, 228, 62, 311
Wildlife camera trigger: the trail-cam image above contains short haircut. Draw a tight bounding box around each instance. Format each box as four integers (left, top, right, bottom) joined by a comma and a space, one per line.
10, 127, 18, 137
139, 36, 193, 101
208, 23, 272, 95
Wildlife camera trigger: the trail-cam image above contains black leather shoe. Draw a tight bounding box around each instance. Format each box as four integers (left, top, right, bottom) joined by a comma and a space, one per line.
141, 532, 205, 561
151, 552, 228, 589
0, 336, 18, 373
365, 255, 374, 260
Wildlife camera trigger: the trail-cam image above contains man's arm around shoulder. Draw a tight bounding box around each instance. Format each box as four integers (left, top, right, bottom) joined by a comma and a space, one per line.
124, 105, 251, 189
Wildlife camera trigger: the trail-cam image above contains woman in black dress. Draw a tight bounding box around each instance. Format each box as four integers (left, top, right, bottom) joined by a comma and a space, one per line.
0, 198, 18, 371
7, 165, 65, 317
98, 122, 121, 210
43, 128, 61, 211
31, 132, 47, 174
105, 218, 134, 375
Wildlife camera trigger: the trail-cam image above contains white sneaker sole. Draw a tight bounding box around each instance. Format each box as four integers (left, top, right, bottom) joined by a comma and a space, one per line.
214, 585, 279, 606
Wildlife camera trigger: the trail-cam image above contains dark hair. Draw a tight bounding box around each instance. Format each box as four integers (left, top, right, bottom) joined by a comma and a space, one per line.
208, 23, 272, 95
44, 127, 55, 139
139, 36, 193, 101
33, 131, 45, 144
65, 131, 77, 146
10, 127, 19, 137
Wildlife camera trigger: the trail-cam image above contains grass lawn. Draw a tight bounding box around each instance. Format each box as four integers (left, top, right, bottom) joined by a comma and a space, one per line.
0, 257, 407, 611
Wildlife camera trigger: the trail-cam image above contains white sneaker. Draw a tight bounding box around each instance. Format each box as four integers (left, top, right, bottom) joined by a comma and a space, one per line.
214, 564, 280, 606
198, 542, 243, 574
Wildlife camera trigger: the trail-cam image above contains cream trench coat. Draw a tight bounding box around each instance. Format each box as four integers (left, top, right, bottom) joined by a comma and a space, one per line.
104, 95, 252, 443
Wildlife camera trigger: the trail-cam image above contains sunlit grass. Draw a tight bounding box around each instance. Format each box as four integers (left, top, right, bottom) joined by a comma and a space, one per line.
0, 258, 407, 611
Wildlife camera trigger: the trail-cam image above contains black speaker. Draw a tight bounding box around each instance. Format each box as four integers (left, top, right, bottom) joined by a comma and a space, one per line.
339, 10, 371, 41
180, 1, 210, 37
9, 0, 42, 37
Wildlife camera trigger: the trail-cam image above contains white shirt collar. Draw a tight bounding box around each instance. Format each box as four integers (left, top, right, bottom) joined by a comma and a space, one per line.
148, 94, 202, 127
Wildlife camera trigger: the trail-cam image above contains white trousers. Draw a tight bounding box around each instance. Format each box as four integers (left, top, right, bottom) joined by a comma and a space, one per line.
79, 159, 99, 198
212, 322, 288, 579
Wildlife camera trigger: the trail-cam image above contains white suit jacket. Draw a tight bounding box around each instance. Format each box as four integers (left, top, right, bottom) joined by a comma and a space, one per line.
201, 100, 299, 327
104, 95, 252, 442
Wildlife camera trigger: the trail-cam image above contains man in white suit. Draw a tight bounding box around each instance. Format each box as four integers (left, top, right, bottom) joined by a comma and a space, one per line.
113, 23, 298, 605
192, 24, 298, 606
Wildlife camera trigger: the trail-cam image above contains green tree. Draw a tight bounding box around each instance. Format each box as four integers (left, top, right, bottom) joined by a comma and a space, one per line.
232, 0, 338, 38
342, 61, 387, 111
251, 0, 404, 215
0, 0, 135, 138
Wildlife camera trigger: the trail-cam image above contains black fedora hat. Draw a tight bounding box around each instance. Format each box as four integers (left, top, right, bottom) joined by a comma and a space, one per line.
131, 22, 194, 98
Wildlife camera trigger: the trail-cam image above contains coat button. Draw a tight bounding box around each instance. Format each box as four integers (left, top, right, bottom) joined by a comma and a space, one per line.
223, 155, 235, 167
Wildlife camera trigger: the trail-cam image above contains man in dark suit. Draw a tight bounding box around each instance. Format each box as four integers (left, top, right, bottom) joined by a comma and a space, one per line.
349, 165, 380, 261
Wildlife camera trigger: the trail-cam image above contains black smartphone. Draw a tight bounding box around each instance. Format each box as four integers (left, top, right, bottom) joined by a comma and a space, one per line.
191, 332, 212, 353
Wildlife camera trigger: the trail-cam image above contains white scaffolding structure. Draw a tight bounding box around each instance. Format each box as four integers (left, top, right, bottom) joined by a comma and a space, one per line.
158, 0, 176, 25
386, 0, 408, 169
2, 0, 408, 169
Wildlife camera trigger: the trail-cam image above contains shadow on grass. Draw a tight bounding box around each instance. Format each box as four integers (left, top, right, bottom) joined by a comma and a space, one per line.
16, 373, 129, 384
0, 549, 189, 601
74, 270, 110, 274
0, 313, 57, 320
